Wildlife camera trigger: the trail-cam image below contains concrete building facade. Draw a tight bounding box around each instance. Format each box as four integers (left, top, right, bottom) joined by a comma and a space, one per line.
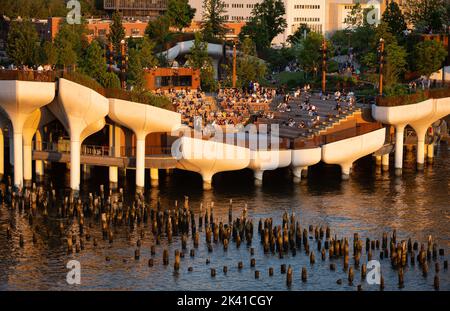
188, 0, 383, 45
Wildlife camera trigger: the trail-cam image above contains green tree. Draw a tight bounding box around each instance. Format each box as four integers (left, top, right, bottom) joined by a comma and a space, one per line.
108, 12, 125, 54
139, 38, 159, 68
404, 0, 447, 33
40, 41, 58, 66
240, 0, 287, 52
6, 20, 39, 66
345, 3, 364, 29
414, 40, 448, 78
166, 0, 196, 31
146, 15, 173, 49
187, 32, 217, 91
56, 39, 78, 70
127, 48, 146, 91
79, 40, 105, 79
201, 0, 227, 41
296, 32, 324, 77
287, 24, 310, 45
382, 2, 407, 37
54, 21, 89, 60
384, 41, 408, 87
100, 71, 121, 89
236, 37, 267, 87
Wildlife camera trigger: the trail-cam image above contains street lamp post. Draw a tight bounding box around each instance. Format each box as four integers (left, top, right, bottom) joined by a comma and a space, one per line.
232, 41, 237, 88
378, 38, 385, 96
120, 39, 127, 90
322, 39, 327, 93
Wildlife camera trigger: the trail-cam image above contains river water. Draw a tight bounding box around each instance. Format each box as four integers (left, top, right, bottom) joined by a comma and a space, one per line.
0, 144, 448, 291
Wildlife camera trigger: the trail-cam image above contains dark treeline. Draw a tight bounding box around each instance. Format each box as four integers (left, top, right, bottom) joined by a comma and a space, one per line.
0, 0, 106, 19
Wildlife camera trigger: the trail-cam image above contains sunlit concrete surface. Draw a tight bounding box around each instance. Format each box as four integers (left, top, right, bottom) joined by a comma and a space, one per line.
322, 128, 386, 179
48, 78, 108, 191
0, 80, 55, 187
248, 149, 292, 184
372, 98, 450, 172
291, 147, 322, 182
109, 98, 181, 190
175, 136, 251, 190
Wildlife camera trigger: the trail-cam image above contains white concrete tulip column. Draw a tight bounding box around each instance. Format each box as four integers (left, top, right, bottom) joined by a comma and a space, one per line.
108, 123, 122, 188
372, 98, 450, 174
0, 80, 55, 188
248, 149, 292, 185
322, 128, 386, 179
175, 136, 251, 190
291, 147, 322, 182
109, 98, 181, 192
48, 79, 108, 191
0, 113, 10, 179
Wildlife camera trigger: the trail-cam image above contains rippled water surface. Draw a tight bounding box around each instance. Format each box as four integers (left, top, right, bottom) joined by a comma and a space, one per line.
0, 145, 448, 291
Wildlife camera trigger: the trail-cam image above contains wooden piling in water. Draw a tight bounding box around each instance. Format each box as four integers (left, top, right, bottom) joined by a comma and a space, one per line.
269, 267, 274, 276
301, 267, 307, 282
174, 250, 180, 271
286, 265, 292, 286
348, 267, 354, 285
434, 275, 439, 290
163, 249, 169, 265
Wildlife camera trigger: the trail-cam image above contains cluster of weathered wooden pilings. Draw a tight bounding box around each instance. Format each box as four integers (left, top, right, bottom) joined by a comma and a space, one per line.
1, 179, 447, 290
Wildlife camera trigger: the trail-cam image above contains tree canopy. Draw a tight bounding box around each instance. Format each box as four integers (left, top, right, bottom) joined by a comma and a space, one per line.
404, 0, 448, 33
240, 0, 287, 53
414, 40, 448, 77
6, 20, 39, 66
382, 1, 407, 37
166, 0, 196, 31
108, 12, 125, 54
201, 0, 227, 41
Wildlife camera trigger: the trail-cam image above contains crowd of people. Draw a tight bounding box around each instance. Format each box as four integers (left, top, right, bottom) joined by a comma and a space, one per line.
156, 88, 214, 128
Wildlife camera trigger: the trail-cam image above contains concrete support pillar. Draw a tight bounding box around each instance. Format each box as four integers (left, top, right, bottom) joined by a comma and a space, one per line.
13, 132, 23, 188
70, 139, 81, 192
9, 128, 14, 166
150, 168, 159, 187
292, 166, 305, 183
427, 143, 434, 164
394, 125, 405, 176
341, 162, 352, 180
35, 129, 44, 181
108, 124, 120, 189
375, 155, 382, 166
135, 137, 146, 192
82, 164, 91, 180
0, 127, 3, 180
414, 127, 427, 171
382, 154, 389, 172
254, 169, 264, 186
202, 173, 213, 190
23, 143, 32, 187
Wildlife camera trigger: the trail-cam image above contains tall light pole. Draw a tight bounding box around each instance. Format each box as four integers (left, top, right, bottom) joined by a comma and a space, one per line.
322, 39, 327, 93
378, 38, 385, 96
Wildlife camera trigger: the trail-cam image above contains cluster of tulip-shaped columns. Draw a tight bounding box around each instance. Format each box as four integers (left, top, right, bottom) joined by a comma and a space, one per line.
0, 80, 55, 188
372, 98, 450, 174
175, 136, 251, 190
108, 98, 181, 192
48, 78, 108, 191
322, 128, 386, 179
